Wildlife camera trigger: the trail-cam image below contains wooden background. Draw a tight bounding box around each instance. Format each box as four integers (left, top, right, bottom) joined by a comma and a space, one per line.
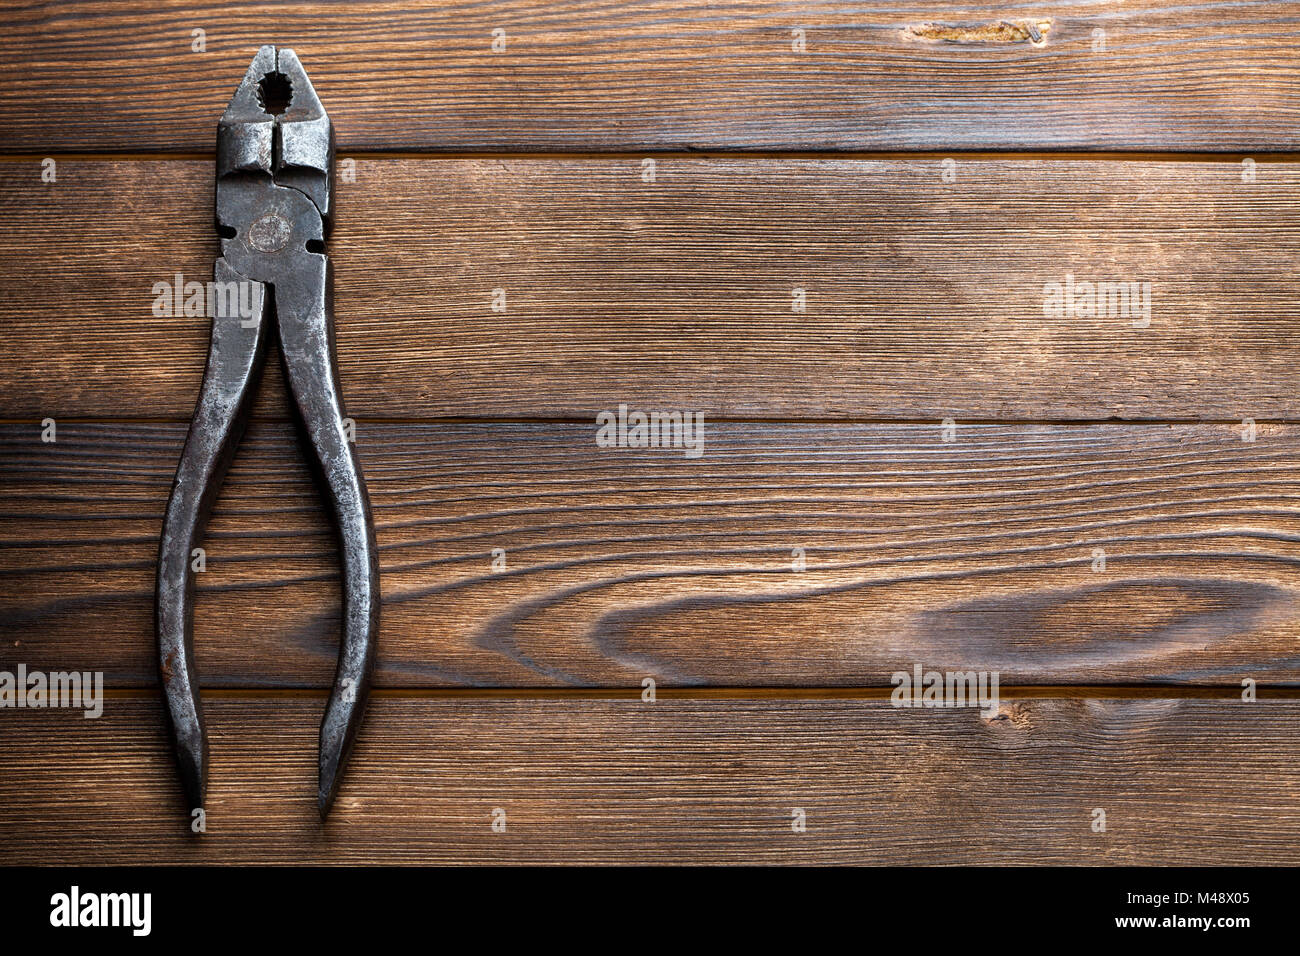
3, 0, 1300, 864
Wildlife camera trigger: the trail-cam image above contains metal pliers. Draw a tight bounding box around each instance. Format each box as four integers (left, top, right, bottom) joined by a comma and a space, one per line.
156, 46, 378, 818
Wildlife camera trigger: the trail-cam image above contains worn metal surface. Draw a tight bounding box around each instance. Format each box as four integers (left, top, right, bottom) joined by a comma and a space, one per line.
155, 46, 378, 819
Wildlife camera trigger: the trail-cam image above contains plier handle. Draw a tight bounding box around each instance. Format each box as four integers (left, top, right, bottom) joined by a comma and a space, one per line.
155, 46, 378, 819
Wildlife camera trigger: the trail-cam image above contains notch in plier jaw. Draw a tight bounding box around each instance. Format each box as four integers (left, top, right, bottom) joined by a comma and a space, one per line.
216, 45, 334, 223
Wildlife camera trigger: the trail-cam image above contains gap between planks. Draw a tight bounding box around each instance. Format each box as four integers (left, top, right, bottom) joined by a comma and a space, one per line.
96, 686, 1300, 700
5, 417, 1300, 427
3, 150, 1300, 164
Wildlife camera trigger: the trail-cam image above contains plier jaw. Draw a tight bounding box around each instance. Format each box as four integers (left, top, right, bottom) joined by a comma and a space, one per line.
156, 47, 377, 822
217, 44, 334, 225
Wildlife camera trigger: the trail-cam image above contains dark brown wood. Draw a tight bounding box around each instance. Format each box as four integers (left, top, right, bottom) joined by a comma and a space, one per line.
6, 421, 1300, 688
1, 2, 1298, 151
4, 159, 1300, 420
1, 696, 1296, 864
4, 6, 1298, 867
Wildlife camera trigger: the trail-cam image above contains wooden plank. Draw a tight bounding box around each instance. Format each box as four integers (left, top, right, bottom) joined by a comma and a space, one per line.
3, 158, 1300, 420
1, 696, 1296, 864
1, 2, 1298, 151
6, 421, 1300, 688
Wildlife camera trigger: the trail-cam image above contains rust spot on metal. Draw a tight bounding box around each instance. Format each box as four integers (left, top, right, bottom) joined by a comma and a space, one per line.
161, 650, 176, 683
904, 19, 1050, 45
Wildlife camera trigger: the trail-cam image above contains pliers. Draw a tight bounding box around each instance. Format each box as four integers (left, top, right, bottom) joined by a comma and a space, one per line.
155, 46, 378, 819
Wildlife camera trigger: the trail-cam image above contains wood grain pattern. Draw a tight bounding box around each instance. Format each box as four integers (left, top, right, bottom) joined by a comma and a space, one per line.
1, 2, 1298, 151
4, 6, 1298, 869
4, 159, 1300, 420
1, 697, 1296, 864
6, 421, 1300, 688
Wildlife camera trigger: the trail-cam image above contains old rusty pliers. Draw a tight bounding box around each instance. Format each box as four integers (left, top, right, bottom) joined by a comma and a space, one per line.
156, 47, 378, 818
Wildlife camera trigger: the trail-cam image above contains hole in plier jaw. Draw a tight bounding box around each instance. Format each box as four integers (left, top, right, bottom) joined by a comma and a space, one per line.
256, 70, 293, 116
